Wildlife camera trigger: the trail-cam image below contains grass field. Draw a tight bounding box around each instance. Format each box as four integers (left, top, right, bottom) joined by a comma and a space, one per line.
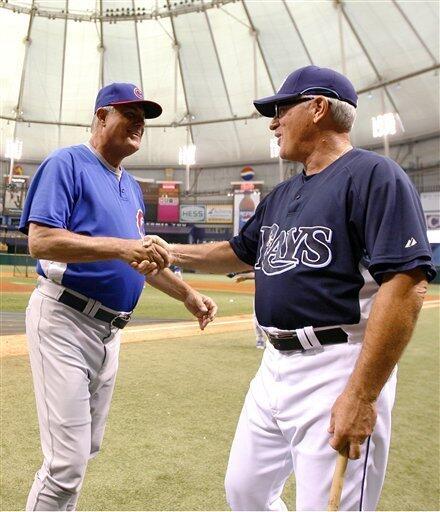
1, 270, 439, 511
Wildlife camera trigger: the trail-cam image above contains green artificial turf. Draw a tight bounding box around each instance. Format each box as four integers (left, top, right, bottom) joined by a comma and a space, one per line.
1, 305, 438, 511
133, 285, 253, 320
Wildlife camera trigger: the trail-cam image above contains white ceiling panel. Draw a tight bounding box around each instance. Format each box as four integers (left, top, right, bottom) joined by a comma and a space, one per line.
0, 0, 438, 166
0, 11, 28, 118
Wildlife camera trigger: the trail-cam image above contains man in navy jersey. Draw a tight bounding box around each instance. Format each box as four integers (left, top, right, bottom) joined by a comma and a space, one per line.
136, 66, 436, 510
19, 83, 217, 511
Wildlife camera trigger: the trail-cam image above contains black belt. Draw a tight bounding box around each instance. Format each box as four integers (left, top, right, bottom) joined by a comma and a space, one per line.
59, 290, 131, 329
267, 327, 347, 351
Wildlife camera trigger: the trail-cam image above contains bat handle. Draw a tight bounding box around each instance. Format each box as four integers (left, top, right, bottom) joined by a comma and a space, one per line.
328, 451, 349, 511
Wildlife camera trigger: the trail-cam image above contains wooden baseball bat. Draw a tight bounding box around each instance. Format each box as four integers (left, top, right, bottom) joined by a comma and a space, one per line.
327, 451, 349, 511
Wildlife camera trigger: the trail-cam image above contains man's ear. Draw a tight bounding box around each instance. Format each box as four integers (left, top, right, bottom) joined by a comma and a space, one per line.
312, 97, 331, 124
96, 108, 108, 126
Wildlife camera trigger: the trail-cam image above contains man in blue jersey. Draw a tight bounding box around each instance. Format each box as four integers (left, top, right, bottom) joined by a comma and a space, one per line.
19, 83, 217, 511
136, 67, 436, 510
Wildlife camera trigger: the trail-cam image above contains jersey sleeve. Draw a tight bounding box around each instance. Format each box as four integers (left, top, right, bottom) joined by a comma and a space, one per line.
350, 157, 436, 283
19, 150, 76, 235
229, 195, 268, 266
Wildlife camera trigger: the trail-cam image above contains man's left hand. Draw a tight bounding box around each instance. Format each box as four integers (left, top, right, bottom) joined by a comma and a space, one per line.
183, 291, 218, 330
327, 389, 377, 459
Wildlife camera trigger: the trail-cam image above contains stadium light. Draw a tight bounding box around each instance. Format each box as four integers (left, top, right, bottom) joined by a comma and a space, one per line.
5, 138, 23, 184
178, 144, 196, 166
371, 113, 404, 138
178, 144, 196, 193
5, 138, 23, 160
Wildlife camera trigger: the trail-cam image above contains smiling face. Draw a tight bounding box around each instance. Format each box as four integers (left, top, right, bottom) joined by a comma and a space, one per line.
100, 104, 146, 158
270, 98, 316, 162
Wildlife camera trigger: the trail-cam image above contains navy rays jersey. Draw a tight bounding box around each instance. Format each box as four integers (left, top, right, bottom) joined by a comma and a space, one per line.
230, 148, 436, 339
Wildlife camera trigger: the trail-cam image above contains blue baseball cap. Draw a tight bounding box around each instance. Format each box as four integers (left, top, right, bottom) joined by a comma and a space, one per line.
254, 66, 358, 117
94, 83, 162, 119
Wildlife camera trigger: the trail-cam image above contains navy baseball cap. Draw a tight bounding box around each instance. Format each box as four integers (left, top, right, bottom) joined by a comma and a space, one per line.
254, 66, 358, 117
94, 83, 162, 119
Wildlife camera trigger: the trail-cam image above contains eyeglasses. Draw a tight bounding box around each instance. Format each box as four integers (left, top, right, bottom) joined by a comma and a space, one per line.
274, 98, 313, 119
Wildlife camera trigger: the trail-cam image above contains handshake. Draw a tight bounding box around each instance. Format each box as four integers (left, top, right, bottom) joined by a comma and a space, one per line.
128, 235, 174, 276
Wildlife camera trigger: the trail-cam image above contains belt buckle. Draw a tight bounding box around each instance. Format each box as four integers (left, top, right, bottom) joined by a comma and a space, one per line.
111, 313, 131, 328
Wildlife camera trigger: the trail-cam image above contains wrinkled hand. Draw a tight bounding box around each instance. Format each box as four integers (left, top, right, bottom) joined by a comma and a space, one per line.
327, 390, 377, 459
183, 291, 218, 330
131, 236, 173, 275
123, 238, 170, 276
143, 235, 170, 252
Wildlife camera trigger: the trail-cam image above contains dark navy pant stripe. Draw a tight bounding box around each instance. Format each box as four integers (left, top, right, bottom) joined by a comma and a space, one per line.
359, 435, 371, 511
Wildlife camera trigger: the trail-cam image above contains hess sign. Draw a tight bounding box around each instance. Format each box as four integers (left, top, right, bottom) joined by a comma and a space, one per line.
180, 205, 206, 223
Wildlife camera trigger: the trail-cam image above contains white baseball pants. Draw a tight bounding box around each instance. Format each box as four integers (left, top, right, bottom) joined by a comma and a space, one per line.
25, 281, 120, 511
225, 341, 397, 511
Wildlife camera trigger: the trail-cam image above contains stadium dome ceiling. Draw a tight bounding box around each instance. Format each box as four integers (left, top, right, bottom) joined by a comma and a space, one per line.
0, 0, 439, 167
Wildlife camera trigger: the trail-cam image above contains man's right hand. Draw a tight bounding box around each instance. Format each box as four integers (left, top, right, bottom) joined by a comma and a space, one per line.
131, 235, 174, 275
120, 239, 171, 274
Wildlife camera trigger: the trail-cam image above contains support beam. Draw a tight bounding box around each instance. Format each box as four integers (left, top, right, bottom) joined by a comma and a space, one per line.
13, 0, 37, 138
98, 0, 105, 88
282, 0, 314, 65
0, 113, 260, 129
3, 65, 436, 130
241, 0, 276, 93
336, 0, 346, 74
132, 0, 144, 91
357, 64, 440, 95
166, 0, 194, 143
0, 0, 236, 22
392, 0, 438, 66
204, 9, 241, 158
339, 1, 400, 115
58, 0, 69, 123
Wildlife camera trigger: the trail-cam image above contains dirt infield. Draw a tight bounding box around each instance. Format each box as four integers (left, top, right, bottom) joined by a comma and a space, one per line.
2, 299, 438, 359
1, 282, 35, 293
0, 275, 253, 294
0, 313, 254, 358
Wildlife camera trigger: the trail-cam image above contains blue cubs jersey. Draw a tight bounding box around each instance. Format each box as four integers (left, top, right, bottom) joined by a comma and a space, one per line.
19, 144, 146, 312
230, 148, 436, 334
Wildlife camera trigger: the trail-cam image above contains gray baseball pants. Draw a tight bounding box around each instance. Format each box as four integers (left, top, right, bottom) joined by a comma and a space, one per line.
25, 278, 120, 511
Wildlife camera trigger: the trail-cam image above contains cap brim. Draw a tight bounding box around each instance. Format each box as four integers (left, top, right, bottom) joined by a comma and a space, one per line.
110, 99, 163, 119
253, 93, 301, 117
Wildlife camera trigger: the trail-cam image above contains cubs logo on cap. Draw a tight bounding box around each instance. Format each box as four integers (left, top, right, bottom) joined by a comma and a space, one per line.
133, 87, 143, 100
95, 83, 162, 119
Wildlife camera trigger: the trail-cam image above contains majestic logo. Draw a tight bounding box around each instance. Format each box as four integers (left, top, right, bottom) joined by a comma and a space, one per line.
133, 87, 144, 99
405, 237, 417, 248
255, 224, 333, 276
136, 209, 145, 237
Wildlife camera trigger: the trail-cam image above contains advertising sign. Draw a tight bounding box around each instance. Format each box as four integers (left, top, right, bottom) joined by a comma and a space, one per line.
421, 192, 440, 230
206, 205, 233, 224
180, 205, 206, 223
2, 175, 29, 215
157, 182, 180, 223
233, 190, 260, 235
